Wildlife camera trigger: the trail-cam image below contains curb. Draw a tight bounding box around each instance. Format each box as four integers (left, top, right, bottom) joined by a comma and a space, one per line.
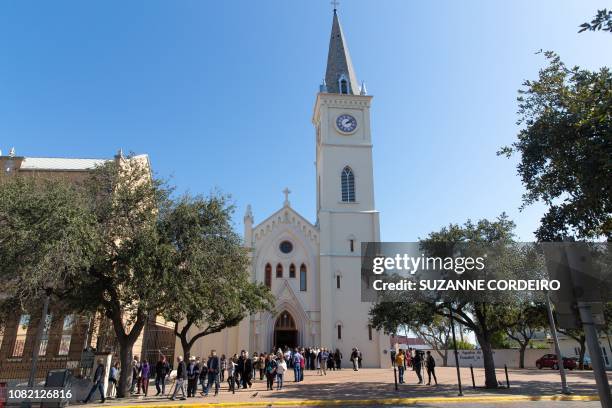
102, 394, 600, 407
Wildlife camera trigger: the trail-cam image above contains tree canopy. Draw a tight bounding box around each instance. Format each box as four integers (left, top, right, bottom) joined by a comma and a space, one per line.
160, 193, 274, 359
499, 52, 612, 241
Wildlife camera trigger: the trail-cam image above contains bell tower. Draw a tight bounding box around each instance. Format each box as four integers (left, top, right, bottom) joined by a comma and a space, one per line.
313, 9, 382, 367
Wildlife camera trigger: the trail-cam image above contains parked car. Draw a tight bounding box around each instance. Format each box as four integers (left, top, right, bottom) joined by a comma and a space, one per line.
536, 354, 577, 370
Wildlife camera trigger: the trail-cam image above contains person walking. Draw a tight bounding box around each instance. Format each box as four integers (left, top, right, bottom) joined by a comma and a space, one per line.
357, 349, 363, 369
155, 355, 170, 396
219, 354, 227, 382
350, 348, 359, 371
395, 350, 405, 384
425, 351, 438, 385
241, 351, 253, 389
412, 351, 423, 384
334, 349, 342, 370
82, 359, 106, 404
276, 355, 287, 390
205, 350, 220, 396
299, 349, 305, 381
130, 356, 141, 394
259, 353, 266, 380
198, 359, 208, 396
292, 348, 302, 382
264, 354, 277, 390
186, 356, 199, 397
226, 356, 237, 394
140, 359, 151, 396
107, 362, 119, 398
320, 348, 329, 376
170, 356, 187, 401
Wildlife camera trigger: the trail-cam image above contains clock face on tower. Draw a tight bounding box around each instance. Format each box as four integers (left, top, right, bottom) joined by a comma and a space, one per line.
336, 114, 357, 134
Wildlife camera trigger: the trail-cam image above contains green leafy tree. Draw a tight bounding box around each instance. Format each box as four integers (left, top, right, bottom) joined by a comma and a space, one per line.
160, 194, 274, 360
0, 175, 98, 320
0, 176, 97, 298
370, 302, 452, 366
69, 157, 175, 398
505, 303, 548, 368
499, 52, 612, 241
370, 215, 541, 388
579, 9, 612, 33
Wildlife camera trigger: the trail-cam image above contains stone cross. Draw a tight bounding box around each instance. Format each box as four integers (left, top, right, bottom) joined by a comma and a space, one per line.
283, 187, 291, 206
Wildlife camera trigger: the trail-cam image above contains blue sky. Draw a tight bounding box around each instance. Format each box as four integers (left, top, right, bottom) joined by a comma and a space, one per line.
1, 0, 610, 241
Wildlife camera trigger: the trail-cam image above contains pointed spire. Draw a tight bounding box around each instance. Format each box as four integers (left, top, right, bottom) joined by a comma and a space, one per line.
324, 10, 359, 95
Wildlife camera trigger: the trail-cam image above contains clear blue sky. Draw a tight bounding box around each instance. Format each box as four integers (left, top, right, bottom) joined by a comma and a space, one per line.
1, 0, 610, 241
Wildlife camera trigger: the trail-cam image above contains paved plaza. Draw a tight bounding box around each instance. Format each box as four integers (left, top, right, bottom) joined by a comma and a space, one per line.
80, 367, 608, 407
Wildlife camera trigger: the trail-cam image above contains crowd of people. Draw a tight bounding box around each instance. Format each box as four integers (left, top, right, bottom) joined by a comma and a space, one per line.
393, 348, 437, 386
166, 346, 363, 400
80, 345, 366, 403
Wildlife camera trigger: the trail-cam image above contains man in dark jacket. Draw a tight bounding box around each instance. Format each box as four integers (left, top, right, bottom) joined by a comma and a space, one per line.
412, 350, 423, 384
205, 350, 220, 396
82, 359, 106, 403
170, 356, 187, 401
425, 351, 438, 385
186, 356, 199, 397
240, 351, 253, 389
155, 355, 170, 396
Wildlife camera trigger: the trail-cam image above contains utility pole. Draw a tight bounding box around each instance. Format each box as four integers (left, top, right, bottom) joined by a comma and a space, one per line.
448, 304, 463, 396
576, 302, 611, 408
545, 291, 571, 395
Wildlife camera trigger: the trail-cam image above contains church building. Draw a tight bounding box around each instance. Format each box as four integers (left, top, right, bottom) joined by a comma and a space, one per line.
185, 9, 390, 368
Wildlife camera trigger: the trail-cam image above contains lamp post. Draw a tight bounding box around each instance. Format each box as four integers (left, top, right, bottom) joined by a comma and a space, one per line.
448, 304, 463, 396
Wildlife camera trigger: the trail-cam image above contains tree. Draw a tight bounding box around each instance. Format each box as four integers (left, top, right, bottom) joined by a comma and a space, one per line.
498, 52, 612, 241
160, 193, 274, 360
370, 215, 542, 388
68, 157, 176, 398
505, 303, 548, 368
579, 9, 612, 33
370, 301, 452, 366
0, 176, 98, 308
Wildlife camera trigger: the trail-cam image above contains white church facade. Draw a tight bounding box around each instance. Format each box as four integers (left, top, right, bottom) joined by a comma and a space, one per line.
182, 10, 390, 368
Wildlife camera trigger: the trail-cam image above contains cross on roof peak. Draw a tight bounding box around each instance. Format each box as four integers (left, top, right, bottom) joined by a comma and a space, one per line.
331, 0, 339, 12
283, 187, 291, 207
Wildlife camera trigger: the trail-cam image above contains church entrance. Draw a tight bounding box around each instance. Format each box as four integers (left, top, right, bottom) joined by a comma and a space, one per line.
273, 311, 298, 350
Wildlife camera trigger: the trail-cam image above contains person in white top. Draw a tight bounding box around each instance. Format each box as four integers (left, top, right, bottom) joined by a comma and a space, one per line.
276, 356, 287, 390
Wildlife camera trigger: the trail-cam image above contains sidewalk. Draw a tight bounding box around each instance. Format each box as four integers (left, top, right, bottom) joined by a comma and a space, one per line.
83, 367, 607, 407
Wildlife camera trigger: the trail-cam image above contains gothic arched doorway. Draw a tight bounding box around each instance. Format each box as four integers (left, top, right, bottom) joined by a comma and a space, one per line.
274, 311, 298, 349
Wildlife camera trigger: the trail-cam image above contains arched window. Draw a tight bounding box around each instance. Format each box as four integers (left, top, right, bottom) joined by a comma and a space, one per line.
337, 324, 342, 340
265, 263, 272, 288
300, 264, 307, 291
276, 263, 283, 278
339, 74, 349, 94
289, 263, 296, 278
341, 166, 355, 202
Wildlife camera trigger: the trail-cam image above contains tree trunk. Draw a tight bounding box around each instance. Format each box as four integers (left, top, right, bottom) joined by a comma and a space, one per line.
476, 332, 498, 388
181, 336, 192, 362
519, 343, 527, 369
117, 340, 134, 399
443, 348, 448, 367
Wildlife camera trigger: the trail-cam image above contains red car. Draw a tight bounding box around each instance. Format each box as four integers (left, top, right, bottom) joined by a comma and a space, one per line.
535, 354, 577, 370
